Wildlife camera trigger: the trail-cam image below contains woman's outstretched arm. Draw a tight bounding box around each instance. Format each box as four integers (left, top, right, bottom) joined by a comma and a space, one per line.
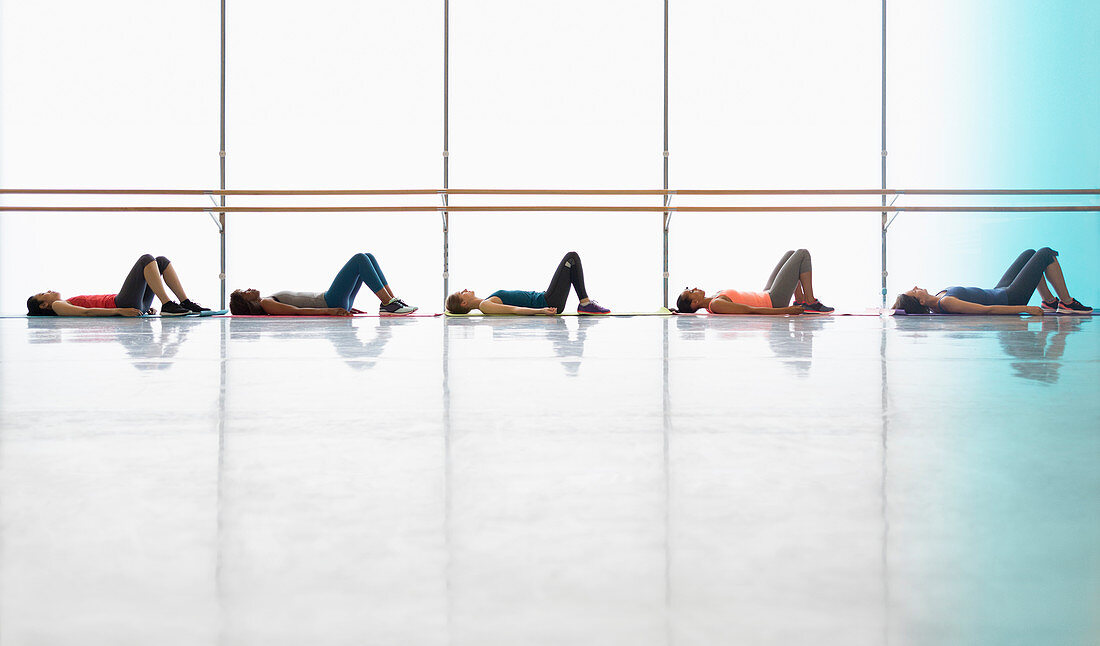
477, 299, 556, 316
938, 297, 1042, 315
707, 297, 803, 316
50, 301, 144, 317
258, 298, 349, 316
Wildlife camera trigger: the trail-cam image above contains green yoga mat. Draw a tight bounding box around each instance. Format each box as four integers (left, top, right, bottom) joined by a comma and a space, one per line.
444, 308, 673, 317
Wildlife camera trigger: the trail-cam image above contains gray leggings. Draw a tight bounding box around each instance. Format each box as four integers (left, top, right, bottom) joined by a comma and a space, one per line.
764, 249, 812, 307
116, 254, 171, 311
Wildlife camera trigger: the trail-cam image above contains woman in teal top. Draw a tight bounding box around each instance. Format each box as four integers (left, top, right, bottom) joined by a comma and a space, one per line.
447, 251, 611, 315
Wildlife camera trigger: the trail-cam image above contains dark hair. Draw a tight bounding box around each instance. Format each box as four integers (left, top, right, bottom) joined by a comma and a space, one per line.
27, 295, 57, 316
229, 290, 265, 315
446, 292, 470, 314
675, 290, 700, 314
892, 293, 930, 315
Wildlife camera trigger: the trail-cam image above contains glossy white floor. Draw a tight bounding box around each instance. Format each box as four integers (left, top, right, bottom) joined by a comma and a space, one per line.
1, 314, 1097, 646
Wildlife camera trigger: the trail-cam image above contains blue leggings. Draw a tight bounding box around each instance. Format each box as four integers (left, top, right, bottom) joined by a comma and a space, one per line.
324, 253, 389, 309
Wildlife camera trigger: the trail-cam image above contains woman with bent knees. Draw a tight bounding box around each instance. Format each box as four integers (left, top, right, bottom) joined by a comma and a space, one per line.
230, 252, 417, 316
675, 248, 833, 315
446, 251, 610, 315
27, 253, 209, 317
893, 247, 1092, 315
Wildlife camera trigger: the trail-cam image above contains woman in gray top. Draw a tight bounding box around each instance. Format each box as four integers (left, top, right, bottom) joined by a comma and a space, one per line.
229, 252, 417, 316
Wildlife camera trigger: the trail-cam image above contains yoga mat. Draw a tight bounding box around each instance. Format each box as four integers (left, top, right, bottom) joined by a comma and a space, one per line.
230, 313, 442, 318
891, 309, 1096, 316
2, 310, 230, 319
444, 309, 673, 317
672, 310, 882, 317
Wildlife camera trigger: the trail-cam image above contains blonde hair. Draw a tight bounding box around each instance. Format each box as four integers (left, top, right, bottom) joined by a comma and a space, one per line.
446, 292, 470, 314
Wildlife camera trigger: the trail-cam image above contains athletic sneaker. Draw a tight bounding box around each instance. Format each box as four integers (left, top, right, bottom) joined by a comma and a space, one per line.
181, 299, 210, 313
1057, 298, 1093, 315
797, 300, 835, 314
160, 301, 192, 316
577, 300, 610, 315
380, 298, 418, 315
1040, 298, 1060, 313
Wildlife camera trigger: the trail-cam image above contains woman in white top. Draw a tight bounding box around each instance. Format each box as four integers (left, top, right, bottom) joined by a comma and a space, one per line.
229, 252, 417, 316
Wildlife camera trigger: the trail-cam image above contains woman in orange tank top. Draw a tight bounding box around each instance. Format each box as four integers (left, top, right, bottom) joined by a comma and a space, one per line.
27, 253, 209, 317
675, 248, 833, 315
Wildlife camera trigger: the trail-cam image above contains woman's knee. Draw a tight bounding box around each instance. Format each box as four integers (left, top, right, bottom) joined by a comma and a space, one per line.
1036, 246, 1057, 258
137, 253, 156, 266
563, 251, 580, 262
363, 252, 377, 263
155, 256, 171, 271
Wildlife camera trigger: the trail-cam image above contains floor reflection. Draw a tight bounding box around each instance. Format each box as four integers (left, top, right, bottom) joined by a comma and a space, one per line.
229, 317, 414, 369
27, 317, 196, 371
2, 315, 1097, 646
764, 316, 835, 377
445, 316, 607, 376
995, 316, 1091, 384
673, 314, 835, 376
893, 315, 1094, 384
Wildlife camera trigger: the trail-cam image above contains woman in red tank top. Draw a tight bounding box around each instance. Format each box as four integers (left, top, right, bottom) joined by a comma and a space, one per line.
27, 253, 209, 317
675, 248, 834, 315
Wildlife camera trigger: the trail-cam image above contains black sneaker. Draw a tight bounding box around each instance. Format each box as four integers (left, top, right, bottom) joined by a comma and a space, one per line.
380, 298, 418, 315
1040, 298, 1060, 313
181, 299, 210, 313
1057, 298, 1093, 315
798, 300, 835, 314
160, 301, 192, 316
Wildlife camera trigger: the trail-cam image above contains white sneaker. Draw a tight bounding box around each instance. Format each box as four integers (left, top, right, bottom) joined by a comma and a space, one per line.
380, 298, 418, 315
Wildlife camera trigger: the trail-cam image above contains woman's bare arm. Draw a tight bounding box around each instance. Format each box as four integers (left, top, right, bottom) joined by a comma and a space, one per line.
259, 298, 349, 316
708, 297, 803, 316
477, 298, 556, 316
50, 301, 143, 317
938, 297, 1041, 315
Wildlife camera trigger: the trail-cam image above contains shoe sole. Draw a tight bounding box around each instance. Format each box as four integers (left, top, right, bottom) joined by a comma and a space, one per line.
1057, 308, 1093, 315
161, 312, 193, 317
577, 311, 610, 315
802, 310, 834, 315
380, 311, 418, 316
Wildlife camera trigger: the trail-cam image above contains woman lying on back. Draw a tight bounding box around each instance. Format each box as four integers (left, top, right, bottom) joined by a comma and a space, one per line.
28, 253, 209, 317
892, 247, 1091, 315
675, 248, 832, 315
446, 251, 610, 315
230, 252, 417, 316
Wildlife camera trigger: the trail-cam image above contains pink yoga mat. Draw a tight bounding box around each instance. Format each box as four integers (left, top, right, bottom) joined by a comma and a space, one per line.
229, 313, 442, 318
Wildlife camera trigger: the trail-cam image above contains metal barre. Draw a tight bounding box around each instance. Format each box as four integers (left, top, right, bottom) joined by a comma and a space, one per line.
2, 205, 1099, 213
1, 188, 1099, 196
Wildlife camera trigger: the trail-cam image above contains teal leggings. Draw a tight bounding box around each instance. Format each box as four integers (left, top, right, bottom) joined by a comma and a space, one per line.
324, 253, 389, 309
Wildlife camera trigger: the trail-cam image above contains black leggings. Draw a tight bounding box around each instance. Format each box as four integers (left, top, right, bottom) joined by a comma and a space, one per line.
995, 247, 1058, 305
544, 251, 589, 313
116, 254, 171, 311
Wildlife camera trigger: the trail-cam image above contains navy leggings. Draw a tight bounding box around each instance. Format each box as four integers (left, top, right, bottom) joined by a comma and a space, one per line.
325, 253, 388, 309
116, 254, 171, 311
544, 251, 589, 313
995, 247, 1058, 305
